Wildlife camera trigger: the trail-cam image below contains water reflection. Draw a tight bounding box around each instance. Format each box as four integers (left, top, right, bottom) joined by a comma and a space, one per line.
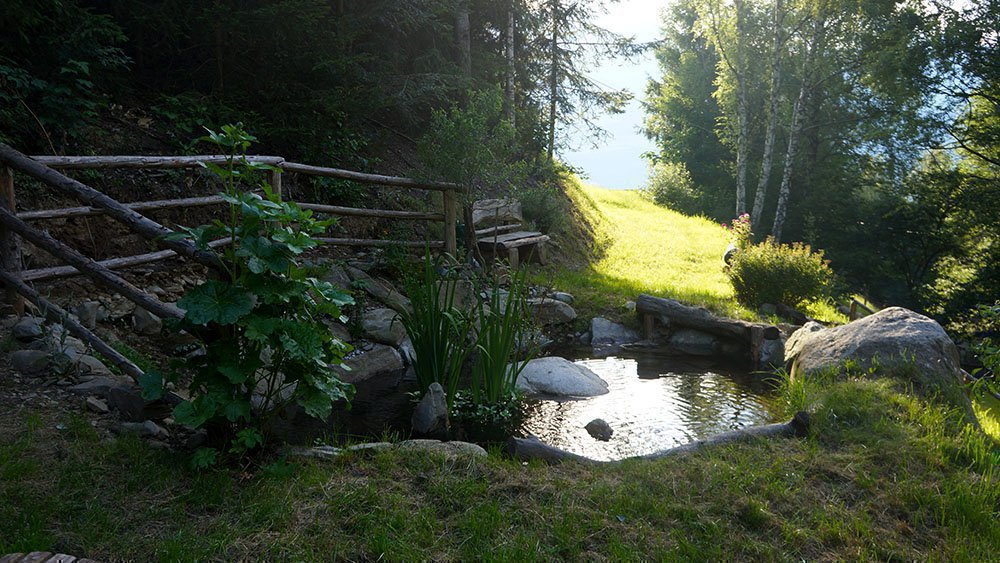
521, 352, 777, 461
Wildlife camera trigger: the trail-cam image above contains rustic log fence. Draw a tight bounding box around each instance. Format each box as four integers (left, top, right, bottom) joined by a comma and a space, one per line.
0, 143, 466, 381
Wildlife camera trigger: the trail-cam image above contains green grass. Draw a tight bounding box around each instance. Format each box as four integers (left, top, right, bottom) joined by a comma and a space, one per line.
1, 367, 997, 560
532, 178, 846, 324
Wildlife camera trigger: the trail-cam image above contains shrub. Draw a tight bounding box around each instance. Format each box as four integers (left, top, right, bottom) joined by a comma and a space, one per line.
641, 161, 700, 213
140, 125, 354, 464
727, 238, 834, 308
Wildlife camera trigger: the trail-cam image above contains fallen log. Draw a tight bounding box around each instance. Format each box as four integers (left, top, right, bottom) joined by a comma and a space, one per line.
508, 412, 811, 465
636, 294, 779, 341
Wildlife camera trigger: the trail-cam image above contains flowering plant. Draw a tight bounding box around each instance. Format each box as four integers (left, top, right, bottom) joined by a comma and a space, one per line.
722, 213, 752, 249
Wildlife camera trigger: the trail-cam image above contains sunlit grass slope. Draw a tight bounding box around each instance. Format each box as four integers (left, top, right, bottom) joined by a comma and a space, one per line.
534, 178, 744, 321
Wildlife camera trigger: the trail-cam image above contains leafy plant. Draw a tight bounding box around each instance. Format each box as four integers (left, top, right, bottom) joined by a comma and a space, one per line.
641, 160, 701, 214
396, 250, 473, 406
141, 124, 354, 462
726, 238, 833, 309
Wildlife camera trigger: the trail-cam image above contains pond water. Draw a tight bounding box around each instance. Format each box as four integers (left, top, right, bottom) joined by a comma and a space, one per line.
520, 351, 778, 461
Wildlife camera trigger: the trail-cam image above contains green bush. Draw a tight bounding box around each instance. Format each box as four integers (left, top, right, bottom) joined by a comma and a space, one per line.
140, 125, 354, 466
726, 239, 833, 308
641, 161, 701, 213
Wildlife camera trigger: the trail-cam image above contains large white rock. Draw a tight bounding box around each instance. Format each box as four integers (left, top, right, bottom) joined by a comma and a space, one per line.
785, 307, 965, 394
514, 357, 608, 397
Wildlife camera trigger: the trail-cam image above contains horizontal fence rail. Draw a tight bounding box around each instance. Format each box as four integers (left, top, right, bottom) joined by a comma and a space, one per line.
0, 143, 468, 380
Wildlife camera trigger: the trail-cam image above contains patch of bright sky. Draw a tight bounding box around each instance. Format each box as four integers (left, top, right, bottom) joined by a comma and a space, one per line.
561, 0, 668, 190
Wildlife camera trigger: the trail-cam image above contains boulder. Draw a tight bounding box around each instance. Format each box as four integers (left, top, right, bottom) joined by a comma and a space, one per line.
108, 386, 146, 422
785, 307, 966, 395
411, 382, 449, 437
75, 355, 113, 377
13, 316, 44, 341
11, 349, 50, 375
515, 357, 609, 397
759, 338, 785, 370
333, 344, 404, 385
346, 266, 412, 315
361, 308, 406, 346
472, 198, 522, 228
528, 298, 577, 325
86, 397, 110, 414
132, 308, 162, 336
585, 418, 614, 441
590, 317, 640, 355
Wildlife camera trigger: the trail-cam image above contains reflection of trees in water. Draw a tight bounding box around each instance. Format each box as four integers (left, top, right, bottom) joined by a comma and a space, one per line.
520, 354, 775, 459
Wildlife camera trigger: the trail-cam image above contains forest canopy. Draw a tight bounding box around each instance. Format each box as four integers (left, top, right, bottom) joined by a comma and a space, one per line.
643, 0, 1000, 327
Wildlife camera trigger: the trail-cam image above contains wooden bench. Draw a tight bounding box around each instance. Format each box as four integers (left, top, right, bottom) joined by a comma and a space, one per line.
477, 229, 549, 269
471, 199, 549, 269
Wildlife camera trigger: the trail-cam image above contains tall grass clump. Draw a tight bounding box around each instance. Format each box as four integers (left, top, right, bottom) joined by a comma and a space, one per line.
397, 251, 473, 406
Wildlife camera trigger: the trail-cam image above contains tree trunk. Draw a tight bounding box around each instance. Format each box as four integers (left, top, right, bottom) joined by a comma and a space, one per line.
547, 0, 560, 161
455, 2, 472, 79
733, 0, 749, 216
750, 0, 785, 232
506, 6, 517, 130
772, 8, 826, 243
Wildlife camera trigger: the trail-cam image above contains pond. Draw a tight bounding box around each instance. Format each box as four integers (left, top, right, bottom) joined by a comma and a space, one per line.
520, 350, 779, 461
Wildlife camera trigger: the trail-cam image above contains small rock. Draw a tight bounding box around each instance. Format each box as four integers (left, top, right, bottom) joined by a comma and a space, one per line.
585, 418, 614, 441
624, 301, 637, 313
759, 303, 778, 316
75, 355, 112, 377
13, 316, 44, 341
108, 386, 146, 422
527, 298, 577, 325
398, 337, 416, 366
86, 397, 110, 414
411, 382, 449, 437
68, 376, 132, 396
73, 301, 103, 329
551, 292, 575, 304
143, 420, 170, 439
132, 308, 162, 336
10, 349, 50, 375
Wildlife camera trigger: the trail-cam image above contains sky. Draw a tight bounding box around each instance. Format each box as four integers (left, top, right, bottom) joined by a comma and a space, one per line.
560, 0, 667, 190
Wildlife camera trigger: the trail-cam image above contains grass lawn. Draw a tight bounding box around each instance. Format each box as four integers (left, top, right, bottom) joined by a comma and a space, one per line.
533, 179, 844, 325
1, 367, 997, 560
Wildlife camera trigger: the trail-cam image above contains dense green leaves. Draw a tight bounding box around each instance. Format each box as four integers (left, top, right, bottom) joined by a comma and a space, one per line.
178, 281, 255, 325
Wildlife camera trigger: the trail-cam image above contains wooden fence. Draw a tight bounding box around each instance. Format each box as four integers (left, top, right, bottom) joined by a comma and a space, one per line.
0, 143, 466, 381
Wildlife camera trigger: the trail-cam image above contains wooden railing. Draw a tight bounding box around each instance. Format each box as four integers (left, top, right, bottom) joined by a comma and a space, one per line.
0, 143, 466, 381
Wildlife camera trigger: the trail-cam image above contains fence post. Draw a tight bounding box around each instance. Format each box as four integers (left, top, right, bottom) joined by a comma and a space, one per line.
443, 189, 458, 256
268, 169, 283, 200
0, 166, 24, 315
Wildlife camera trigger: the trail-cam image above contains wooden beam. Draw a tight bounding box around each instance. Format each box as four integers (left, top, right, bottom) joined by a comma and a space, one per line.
29, 154, 285, 169
281, 161, 464, 193
443, 189, 458, 256
17, 194, 227, 221
0, 144, 224, 272
21, 238, 233, 282
0, 270, 145, 382
315, 238, 444, 249
0, 206, 183, 320
297, 202, 444, 221
0, 166, 23, 314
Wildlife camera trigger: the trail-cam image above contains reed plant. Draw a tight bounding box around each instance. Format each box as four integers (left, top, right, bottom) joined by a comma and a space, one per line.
396, 251, 473, 406
470, 265, 532, 406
